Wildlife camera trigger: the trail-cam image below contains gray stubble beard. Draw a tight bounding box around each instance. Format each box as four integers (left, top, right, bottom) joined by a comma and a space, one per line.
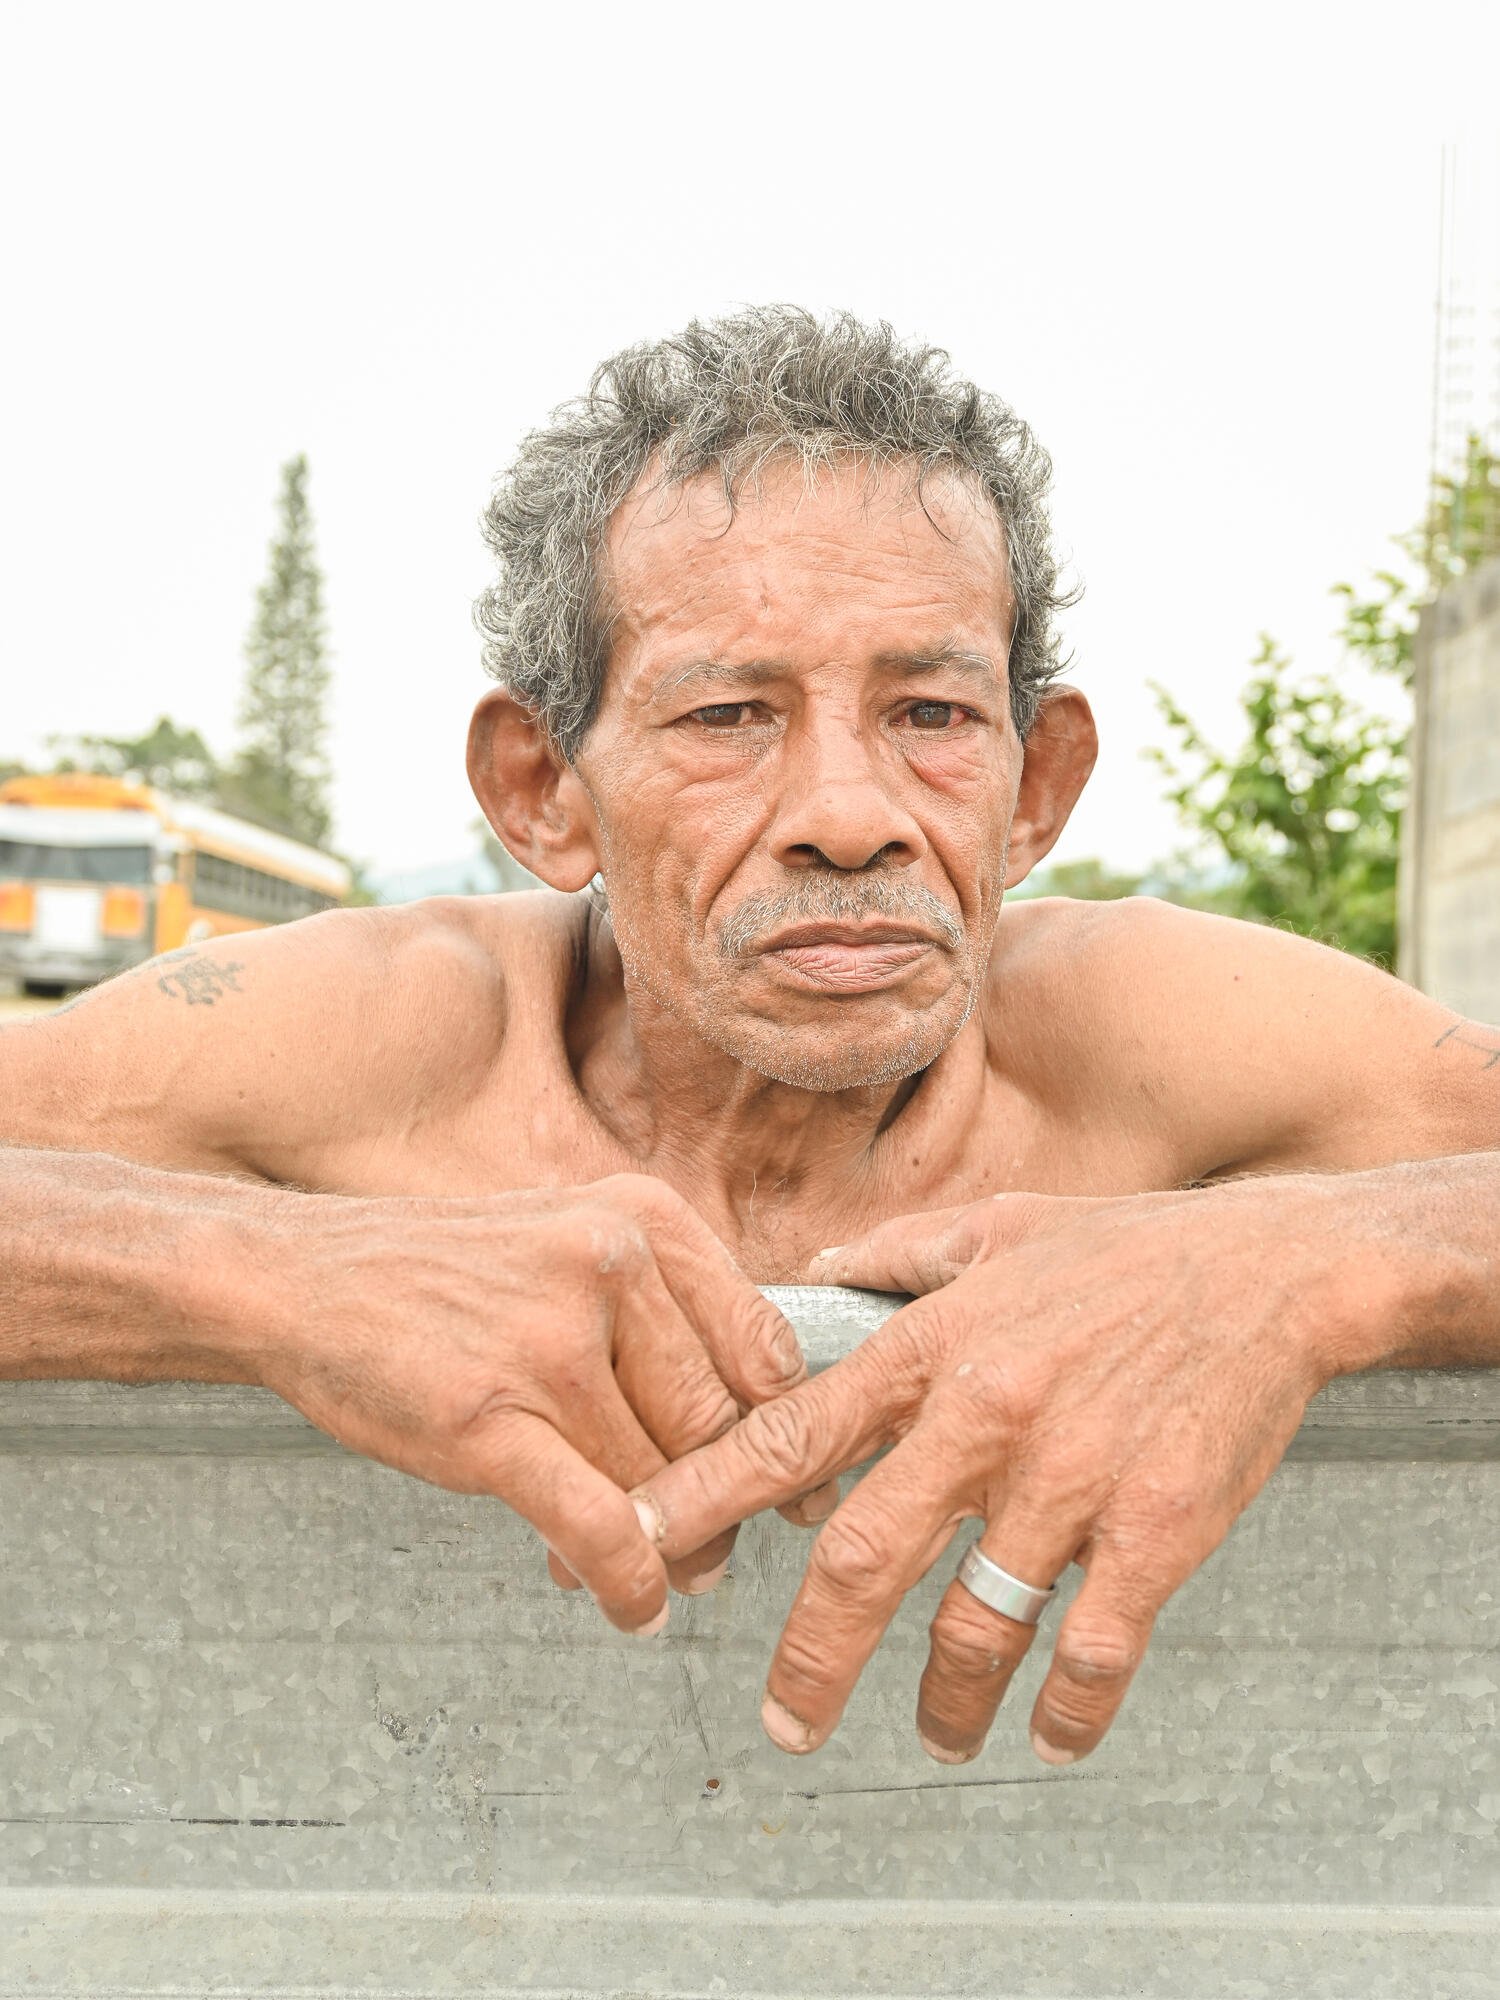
603, 845, 1009, 1094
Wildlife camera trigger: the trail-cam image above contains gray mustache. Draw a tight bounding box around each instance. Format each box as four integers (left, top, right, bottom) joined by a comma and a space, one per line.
719, 877, 964, 957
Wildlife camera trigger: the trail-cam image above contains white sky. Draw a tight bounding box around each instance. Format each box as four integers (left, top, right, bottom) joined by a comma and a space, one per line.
3, 1, 1496, 878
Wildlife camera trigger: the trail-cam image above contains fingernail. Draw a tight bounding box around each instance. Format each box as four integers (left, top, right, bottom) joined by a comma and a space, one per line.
918, 1731, 977, 1765
812, 1246, 846, 1263
1031, 1731, 1077, 1766
680, 1558, 730, 1596
633, 1604, 670, 1639
800, 1481, 840, 1523
633, 1496, 664, 1544
761, 1693, 814, 1753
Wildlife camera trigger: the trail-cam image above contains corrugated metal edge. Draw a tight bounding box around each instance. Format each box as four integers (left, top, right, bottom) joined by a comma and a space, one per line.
3, 1287, 1499, 1459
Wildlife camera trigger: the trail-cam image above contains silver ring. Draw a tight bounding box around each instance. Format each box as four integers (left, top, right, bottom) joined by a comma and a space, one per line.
956, 1543, 1058, 1626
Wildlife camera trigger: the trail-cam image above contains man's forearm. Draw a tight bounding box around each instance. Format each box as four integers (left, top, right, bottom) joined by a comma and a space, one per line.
1316, 1151, 1500, 1374
0, 1146, 279, 1384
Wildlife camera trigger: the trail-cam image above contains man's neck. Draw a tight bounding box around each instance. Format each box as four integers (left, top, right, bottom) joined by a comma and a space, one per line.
566, 905, 986, 1252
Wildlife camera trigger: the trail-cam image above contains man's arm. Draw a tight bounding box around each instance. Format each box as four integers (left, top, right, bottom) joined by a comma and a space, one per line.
996, 897, 1500, 1181
0, 1145, 276, 1383
1320, 1147, 1500, 1368
0, 903, 509, 1181
0, 903, 826, 1596
636, 1147, 1500, 1764
631, 908, 1500, 1762
1, 1143, 813, 1623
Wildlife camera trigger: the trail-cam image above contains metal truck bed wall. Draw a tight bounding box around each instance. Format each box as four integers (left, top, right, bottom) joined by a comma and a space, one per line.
2, 1287, 1498, 1998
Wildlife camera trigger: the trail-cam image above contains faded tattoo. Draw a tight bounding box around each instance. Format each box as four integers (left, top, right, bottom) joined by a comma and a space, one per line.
156, 953, 246, 1006
1434, 1023, 1500, 1072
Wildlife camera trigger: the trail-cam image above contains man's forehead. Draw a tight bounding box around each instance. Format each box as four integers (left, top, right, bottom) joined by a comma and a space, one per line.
602, 457, 1014, 655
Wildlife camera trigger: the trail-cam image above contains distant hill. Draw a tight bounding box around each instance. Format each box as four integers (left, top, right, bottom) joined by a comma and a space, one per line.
370, 852, 541, 904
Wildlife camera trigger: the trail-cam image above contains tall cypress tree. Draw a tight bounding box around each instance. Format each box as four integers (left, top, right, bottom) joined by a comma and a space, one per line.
228, 455, 334, 846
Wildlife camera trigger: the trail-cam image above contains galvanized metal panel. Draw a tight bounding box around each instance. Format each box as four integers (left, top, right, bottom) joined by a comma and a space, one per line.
2, 1287, 1498, 1995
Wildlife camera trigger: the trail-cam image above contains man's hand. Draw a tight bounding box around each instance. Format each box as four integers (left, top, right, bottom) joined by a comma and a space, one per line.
251, 1173, 818, 1630
636, 1182, 1354, 1761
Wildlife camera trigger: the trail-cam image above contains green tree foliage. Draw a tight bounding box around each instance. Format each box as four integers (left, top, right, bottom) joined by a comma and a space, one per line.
1018, 856, 1145, 902
225, 455, 334, 846
1151, 437, 1500, 965
45, 715, 219, 796
1333, 436, 1500, 686
1149, 640, 1406, 963
1421, 433, 1500, 587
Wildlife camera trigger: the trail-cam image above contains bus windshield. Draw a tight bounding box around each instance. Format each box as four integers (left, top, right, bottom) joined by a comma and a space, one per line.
0, 840, 154, 886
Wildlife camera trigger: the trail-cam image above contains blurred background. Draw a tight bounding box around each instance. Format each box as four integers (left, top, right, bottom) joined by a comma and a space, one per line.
2, 0, 1498, 1010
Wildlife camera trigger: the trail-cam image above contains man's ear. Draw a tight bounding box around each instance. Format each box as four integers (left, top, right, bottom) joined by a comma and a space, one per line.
467, 690, 603, 892
1003, 687, 1099, 888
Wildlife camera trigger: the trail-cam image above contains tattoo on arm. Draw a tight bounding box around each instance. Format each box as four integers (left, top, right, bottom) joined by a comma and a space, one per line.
1433, 1023, 1500, 1072
156, 954, 246, 1007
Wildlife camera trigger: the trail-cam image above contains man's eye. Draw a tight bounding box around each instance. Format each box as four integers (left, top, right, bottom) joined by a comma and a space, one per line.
690, 702, 755, 728
903, 700, 970, 731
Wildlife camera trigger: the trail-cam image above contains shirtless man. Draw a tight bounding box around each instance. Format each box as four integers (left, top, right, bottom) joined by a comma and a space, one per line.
5, 308, 1499, 1773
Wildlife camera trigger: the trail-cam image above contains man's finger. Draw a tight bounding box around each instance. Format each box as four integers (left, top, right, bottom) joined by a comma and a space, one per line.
611, 1264, 751, 1591
535, 1347, 669, 1499
759, 1445, 958, 1755
645, 1195, 809, 1407
546, 1549, 584, 1591
491, 1349, 730, 1608
521, 1308, 737, 1597
474, 1410, 669, 1634
777, 1479, 842, 1528
915, 1507, 1087, 1764
1026, 1558, 1162, 1766
808, 1192, 1123, 1293
635, 1332, 910, 1561
613, 1267, 742, 1459
805, 1203, 982, 1294
549, 1524, 737, 1601
630, 1236, 823, 1543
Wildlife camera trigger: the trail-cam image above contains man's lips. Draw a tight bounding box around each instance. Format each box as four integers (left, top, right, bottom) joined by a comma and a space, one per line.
759, 920, 945, 952
755, 922, 946, 994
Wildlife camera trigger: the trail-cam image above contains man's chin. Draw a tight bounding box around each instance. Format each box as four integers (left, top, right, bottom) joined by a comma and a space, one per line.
702, 1011, 964, 1093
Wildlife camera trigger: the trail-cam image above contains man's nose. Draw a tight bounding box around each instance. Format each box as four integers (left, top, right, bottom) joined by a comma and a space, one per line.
767, 716, 928, 872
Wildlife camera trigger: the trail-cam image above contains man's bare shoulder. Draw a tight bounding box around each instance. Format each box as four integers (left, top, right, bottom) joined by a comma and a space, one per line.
441, 884, 591, 985
986, 893, 1482, 1177
987, 892, 1200, 1010
83, 893, 512, 1053
300, 887, 562, 1045
989, 889, 1431, 1031
0, 890, 585, 1180
991, 889, 1388, 1014
984, 894, 1210, 1092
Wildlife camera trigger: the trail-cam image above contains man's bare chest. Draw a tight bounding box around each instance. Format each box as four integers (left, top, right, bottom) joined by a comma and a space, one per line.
316, 1032, 1185, 1281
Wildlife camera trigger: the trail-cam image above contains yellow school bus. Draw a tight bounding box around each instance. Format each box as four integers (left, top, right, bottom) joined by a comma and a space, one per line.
0, 774, 351, 994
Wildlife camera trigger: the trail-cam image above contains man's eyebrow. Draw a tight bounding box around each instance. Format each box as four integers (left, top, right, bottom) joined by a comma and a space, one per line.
651, 645, 1002, 701
870, 644, 1002, 684
649, 659, 789, 700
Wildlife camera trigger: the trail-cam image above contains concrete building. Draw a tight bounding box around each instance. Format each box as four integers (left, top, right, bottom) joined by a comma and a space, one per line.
1400, 555, 1500, 1022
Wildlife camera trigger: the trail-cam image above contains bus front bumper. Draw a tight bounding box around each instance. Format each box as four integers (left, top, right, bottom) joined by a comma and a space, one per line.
0, 938, 153, 990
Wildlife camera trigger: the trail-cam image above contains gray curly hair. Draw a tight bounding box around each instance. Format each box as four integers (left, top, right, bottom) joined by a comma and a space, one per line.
475, 307, 1074, 756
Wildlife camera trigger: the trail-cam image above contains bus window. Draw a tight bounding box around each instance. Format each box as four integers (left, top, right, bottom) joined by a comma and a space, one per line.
0, 840, 154, 886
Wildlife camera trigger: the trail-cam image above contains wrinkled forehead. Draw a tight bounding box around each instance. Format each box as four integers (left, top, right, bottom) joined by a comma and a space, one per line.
600, 454, 1014, 665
